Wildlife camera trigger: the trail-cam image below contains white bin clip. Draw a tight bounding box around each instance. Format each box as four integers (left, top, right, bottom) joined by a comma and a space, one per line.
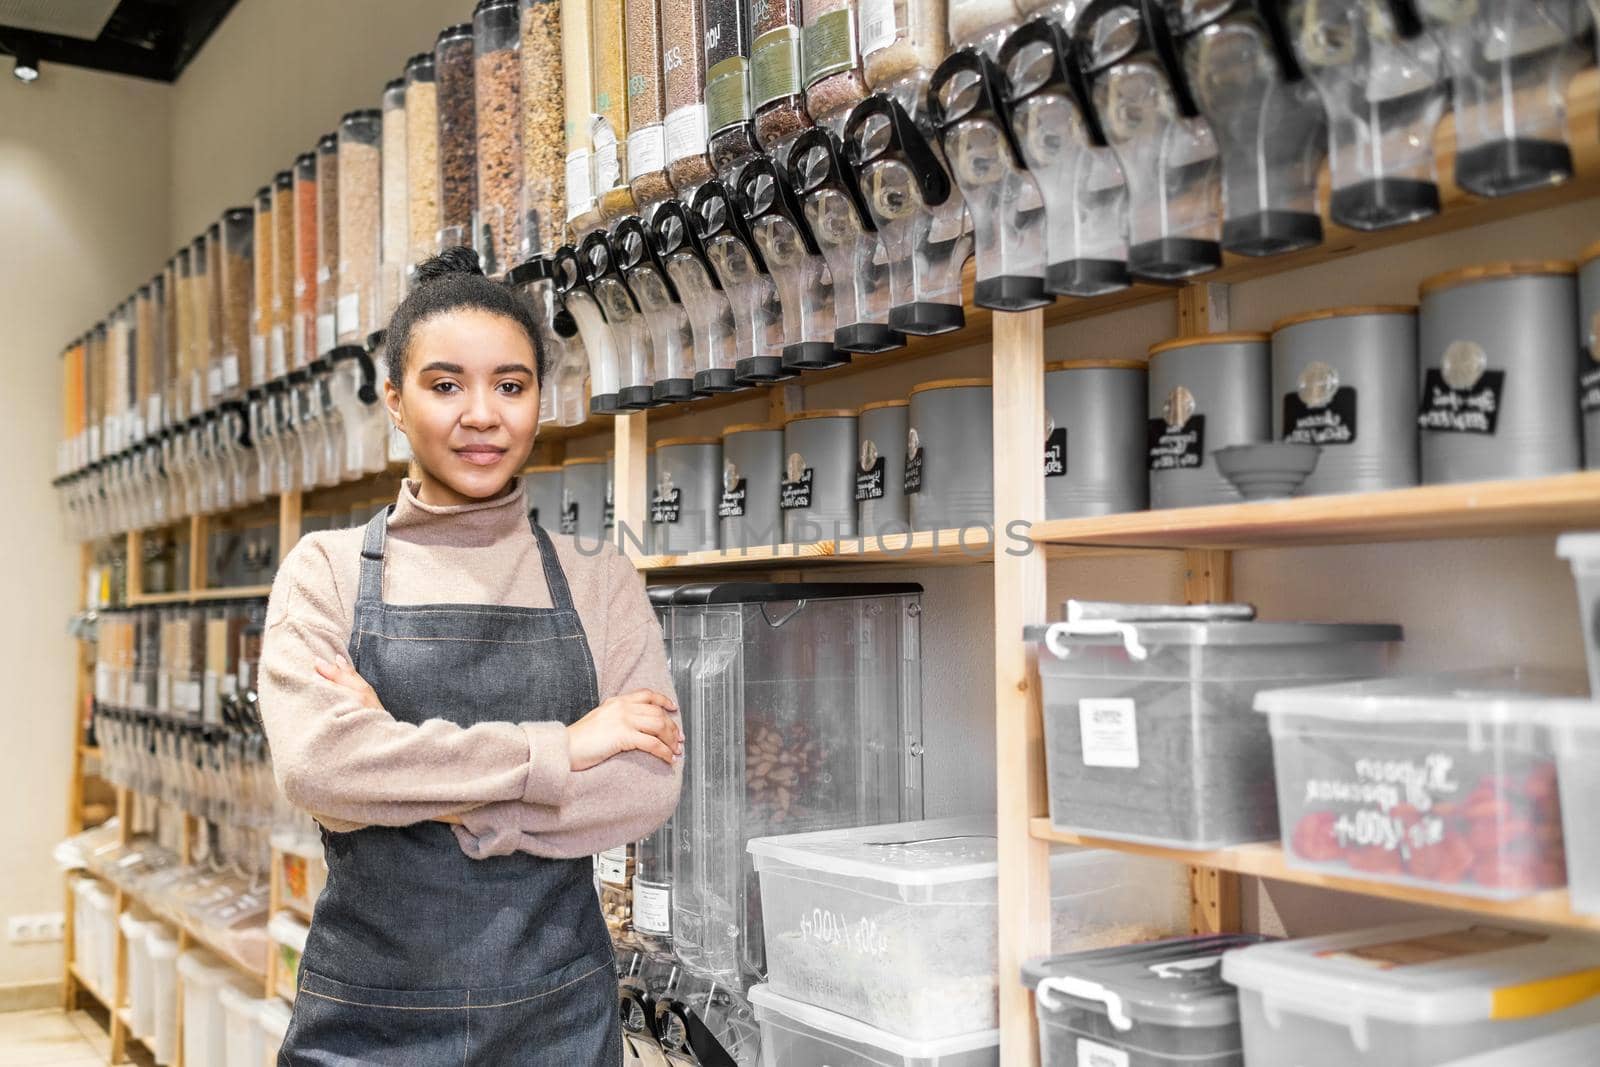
1044, 620, 1148, 662
1035, 975, 1134, 1031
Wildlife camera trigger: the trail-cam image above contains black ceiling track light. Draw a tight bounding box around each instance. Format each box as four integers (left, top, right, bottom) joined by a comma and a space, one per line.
0, 0, 243, 84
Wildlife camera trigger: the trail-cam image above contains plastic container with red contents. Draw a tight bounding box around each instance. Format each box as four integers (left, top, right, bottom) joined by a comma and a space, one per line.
1255, 669, 1582, 900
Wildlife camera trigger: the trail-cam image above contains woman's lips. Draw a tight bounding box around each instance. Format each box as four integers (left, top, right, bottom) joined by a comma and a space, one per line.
454, 445, 507, 467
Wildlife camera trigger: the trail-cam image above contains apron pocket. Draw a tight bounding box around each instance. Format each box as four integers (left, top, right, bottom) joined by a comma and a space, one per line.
467, 951, 616, 1009
288, 969, 469, 1066
298, 968, 470, 1010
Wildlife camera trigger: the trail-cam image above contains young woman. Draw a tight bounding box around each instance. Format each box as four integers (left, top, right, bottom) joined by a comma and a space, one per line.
259, 248, 682, 1065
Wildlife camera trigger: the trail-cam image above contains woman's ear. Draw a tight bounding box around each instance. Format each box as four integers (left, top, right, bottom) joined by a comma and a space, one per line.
384, 378, 404, 434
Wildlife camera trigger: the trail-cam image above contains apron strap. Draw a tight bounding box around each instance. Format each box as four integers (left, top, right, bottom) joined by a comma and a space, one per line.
356, 507, 392, 606
530, 520, 579, 613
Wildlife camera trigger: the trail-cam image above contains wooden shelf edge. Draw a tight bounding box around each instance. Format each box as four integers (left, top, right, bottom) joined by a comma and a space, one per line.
1029, 471, 1600, 550
128, 584, 273, 606
66, 963, 111, 1012
1032, 819, 1600, 932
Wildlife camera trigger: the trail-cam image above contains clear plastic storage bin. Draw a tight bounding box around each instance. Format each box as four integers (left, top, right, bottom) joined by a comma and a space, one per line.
259, 997, 292, 1066
1024, 934, 1265, 1067
1557, 532, 1600, 695
749, 984, 999, 1067
1439, 1020, 1600, 1067
1222, 920, 1600, 1067
1544, 697, 1600, 915
1031, 616, 1400, 848
179, 950, 236, 1067
670, 582, 925, 988
150, 928, 180, 1065
749, 815, 1188, 1038
1256, 669, 1579, 900
219, 981, 271, 1067
119, 913, 157, 1040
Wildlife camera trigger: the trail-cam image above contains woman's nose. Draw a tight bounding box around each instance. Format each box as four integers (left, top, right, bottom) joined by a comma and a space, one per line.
460, 388, 500, 429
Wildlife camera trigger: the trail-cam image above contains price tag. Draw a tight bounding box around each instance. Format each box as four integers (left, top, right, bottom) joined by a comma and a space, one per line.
598, 847, 629, 885
317, 313, 336, 357
628, 126, 667, 181
633, 881, 671, 934
1079, 698, 1139, 769
566, 150, 595, 220
1077, 1038, 1130, 1067
665, 105, 708, 164
337, 293, 362, 339
223, 354, 241, 391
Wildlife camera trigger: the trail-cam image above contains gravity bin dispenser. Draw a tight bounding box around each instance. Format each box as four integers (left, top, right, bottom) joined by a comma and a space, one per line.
999, 17, 1132, 298
929, 47, 1052, 311
651, 200, 745, 396
1285, 0, 1448, 232
554, 243, 623, 415
581, 229, 662, 411
668, 583, 925, 993
614, 216, 698, 405
1075, 0, 1224, 281
691, 180, 795, 386
1164, 0, 1330, 257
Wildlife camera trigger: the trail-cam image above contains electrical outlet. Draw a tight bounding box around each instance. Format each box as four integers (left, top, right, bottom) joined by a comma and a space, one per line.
6, 913, 65, 944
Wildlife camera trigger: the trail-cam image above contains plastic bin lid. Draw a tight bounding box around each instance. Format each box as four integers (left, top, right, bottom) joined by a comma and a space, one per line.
118, 912, 153, 938
258, 996, 293, 1033
1025, 619, 1400, 653
671, 582, 922, 605
1022, 935, 1268, 1031
267, 912, 310, 952
147, 926, 180, 955
646, 585, 681, 606
217, 980, 271, 1013
1221, 920, 1600, 1027
177, 949, 234, 984
1438, 1019, 1600, 1066
747, 815, 1119, 887
747, 984, 999, 1057
1555, 532, 1600, 561
1254, 667, 1589, 723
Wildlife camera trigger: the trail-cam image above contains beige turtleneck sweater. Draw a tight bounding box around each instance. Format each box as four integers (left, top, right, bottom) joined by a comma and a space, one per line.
258, 478, 680, 861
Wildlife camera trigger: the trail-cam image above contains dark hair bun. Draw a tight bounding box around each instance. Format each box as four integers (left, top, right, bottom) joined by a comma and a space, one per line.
414, 245, 485, 285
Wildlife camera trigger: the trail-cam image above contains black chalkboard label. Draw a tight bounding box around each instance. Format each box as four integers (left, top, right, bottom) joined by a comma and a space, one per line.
718, 479, 747, 518
780, 468, 814, 510
1284, 387, 1358, 446
560, 501, 579, 535
1043, 427, 1067, 477
1417, 370, 1504, 435
1580, 365, 1600, 415
903, 450, 923, 494
1147, 415, 1206, 471
651, 487, 682, 525
855, 456, 886, 501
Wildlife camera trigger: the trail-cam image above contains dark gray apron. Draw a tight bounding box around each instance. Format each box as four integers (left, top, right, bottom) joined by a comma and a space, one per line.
280, 508, 621, 1065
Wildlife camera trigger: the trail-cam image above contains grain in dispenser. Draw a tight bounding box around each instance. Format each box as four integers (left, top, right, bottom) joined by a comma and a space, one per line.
1147, 333, 1271, 508
856, 399, 910, 539
435, 23, 478, 247
782, 409, 859, 541
336, 109, 382, 346
474, 0, 525, 275
1271, 306, 1419, 495
907, 378, 993, 531
653, 436, 723, 553
1044, 359, 1146, 519
519, 0, 565, 257
720, 422, 784, 550
1417, 262, 1581, 485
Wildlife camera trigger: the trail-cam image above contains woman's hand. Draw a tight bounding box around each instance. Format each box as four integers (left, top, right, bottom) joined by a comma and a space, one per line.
314, 654, 383, 710
567, 690, 682, 771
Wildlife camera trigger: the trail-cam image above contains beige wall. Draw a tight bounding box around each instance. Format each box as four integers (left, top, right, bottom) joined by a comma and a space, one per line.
0, 63, 173, 991
168, 0, 475, 246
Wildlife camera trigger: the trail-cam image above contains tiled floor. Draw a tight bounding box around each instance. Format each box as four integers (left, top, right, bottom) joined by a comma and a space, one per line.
0, 1009, 108, 1066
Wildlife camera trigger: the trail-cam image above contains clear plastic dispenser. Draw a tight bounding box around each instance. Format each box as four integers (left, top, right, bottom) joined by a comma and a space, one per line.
328, 343, 388, 477
614, 215, 696, 404
580, 230, 660, 410
789, 127, 905, 353
1421, 0, 1592, 198
653, 199, 745, 395
691, 180, 794, 385
474, 0, 525, 274
553, 243, 622, 414
1075, 0, 1222, 281
845, 93, 971, 335
509, 256, 587, 427
737, 156, 848, 372
1170, 0, 1329, 257
1000, 18, 1131, 297
930, 48, 1050, 310
1287, 0, 1447, 231
669, 582, 925, 989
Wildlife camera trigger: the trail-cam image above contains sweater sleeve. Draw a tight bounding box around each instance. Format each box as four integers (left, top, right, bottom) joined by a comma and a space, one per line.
450, 548, 682, 859
259, 536, 573, 831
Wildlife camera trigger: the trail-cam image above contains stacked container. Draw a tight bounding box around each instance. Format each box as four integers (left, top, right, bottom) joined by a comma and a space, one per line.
653, 436, 723, 554
405, 52, 444, 267
337, 110, 382, 345
218, 207, 254, 402
380, 78, 408, 319
721, 422, 785, 550
561, 455, 610, 543
475, 0, 525, 274
315, 133, 340, 357
1043, 359, 1146, 519
856, 399, 910, 538
271, 170, 295, 378
526, 464, 564, 529
782, 409, 859, 541
906, 379, 992, 531
436, 23, 479, 247
1147, 334, 1271, 508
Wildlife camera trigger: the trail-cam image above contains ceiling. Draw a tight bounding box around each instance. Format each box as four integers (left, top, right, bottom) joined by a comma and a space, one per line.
0, 0, 241, 83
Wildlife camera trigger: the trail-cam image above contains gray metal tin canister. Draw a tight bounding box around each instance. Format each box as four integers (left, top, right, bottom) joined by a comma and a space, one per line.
1418, 262, 1581, 484
783, 411, 859, 542
526, 466, 564, 530
720, 424, 784, 551
1147, 334, 1272, 508
1580, 243, 1600, 469
560, 457, 609, 546
1044, 360, 1148, 519
856, 400, 910, 540
1270, 306, 1419, 495
653, 438, 723, 554
907, 379, 994, 531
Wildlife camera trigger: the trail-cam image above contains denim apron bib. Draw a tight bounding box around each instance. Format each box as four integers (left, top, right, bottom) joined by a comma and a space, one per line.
280, 508, 621, 1066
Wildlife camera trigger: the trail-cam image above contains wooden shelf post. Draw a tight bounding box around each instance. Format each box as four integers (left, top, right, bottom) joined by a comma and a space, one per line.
615, 413, 649, 557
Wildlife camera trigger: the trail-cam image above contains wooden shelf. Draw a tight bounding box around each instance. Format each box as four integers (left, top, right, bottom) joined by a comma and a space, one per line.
1029, 471, 1600, 551
128, 584, 273, 606
1034, 820, 1600, 933
67, 963, 111, 1012
633, 526, 1003, 572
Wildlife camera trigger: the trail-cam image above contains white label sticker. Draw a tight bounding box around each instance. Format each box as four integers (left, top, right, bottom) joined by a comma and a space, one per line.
566, 149, 595, 220
208, 365, 224, 400
94, 664, 111, 704
190, 376, 203, 413
337, 292, 361, 338
627, 126, 667, 181
203, 672, 220, 723
147, 395, 163, 432
129, 681, 149, 711
223, 354, 241, 390
270, 327, 288, 379
665, 105, 709, 164
633, 881, 671, 934
598, 846, 629, 885
1077, 1037, 1130, 1067
594, 138, 622, 193
859, 0, 896, 55
1079, 698, 1139, 769
251, 334, 267, 385
317, 313, 336, 356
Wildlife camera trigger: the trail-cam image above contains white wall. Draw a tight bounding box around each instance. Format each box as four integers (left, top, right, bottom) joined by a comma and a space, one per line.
0, 63, 173, 994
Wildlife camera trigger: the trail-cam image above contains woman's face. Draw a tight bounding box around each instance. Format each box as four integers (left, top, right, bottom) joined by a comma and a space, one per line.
385, 308, 540, 505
